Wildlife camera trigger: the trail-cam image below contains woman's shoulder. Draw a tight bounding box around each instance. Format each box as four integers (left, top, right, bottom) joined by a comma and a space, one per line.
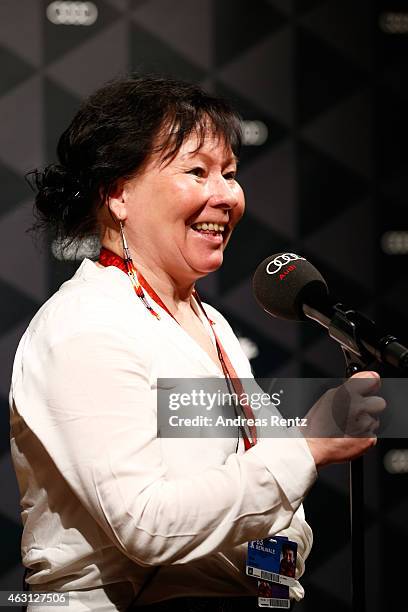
11, 260, 157, 394
26, 258, 151, 344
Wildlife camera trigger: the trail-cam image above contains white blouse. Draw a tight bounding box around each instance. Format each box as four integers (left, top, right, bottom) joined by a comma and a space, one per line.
9, 259, 316, 611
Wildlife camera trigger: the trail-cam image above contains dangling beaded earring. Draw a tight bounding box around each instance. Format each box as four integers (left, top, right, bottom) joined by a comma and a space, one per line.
119, 220, 160, 319
119, 220, 131, 262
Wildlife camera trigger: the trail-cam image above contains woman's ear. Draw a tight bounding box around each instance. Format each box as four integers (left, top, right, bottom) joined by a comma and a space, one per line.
104, 180, 127, 222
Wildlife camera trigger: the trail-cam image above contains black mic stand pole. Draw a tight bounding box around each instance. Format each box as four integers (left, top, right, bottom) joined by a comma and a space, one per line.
325, 304, 374, 612
304, 300, 408, 611
343, 358, 366, 612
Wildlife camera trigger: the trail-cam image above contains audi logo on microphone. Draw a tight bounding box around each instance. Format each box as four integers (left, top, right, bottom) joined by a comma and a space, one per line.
266, 253, 306, 275
46, 1, 98, 26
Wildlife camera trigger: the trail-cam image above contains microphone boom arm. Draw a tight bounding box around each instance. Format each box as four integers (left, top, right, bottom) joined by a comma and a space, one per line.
303, 301, 408, 372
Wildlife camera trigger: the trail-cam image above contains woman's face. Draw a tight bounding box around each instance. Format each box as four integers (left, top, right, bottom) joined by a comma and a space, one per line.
120, 131, 245, 284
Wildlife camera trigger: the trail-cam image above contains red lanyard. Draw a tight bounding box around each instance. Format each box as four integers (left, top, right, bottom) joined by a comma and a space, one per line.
98, 247, 257, 449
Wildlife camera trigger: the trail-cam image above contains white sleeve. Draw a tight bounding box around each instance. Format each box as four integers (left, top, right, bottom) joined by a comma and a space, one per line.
274, 504, 313, 601
13, 322, 317, 568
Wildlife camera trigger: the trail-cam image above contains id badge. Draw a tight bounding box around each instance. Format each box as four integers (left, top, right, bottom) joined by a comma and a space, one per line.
246, 536, 297, 587
257, 580, 290, 609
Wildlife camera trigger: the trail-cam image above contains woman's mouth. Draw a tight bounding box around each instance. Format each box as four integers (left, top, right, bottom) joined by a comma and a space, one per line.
190, 222, 226, 244
191, 222, 226, 235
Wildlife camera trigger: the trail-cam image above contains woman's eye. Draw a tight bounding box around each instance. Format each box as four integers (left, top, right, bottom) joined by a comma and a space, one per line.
223, 171, 237, 180
187, 167, 205, 177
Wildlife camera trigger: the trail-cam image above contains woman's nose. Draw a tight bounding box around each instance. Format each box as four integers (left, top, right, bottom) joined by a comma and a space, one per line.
207, 175, 239, 209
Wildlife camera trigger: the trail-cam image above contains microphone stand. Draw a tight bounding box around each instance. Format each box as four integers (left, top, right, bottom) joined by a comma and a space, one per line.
343, 357, 366, 612
303, 301, 373, 611
303, 299, 408, 611
325, 304, 376, 612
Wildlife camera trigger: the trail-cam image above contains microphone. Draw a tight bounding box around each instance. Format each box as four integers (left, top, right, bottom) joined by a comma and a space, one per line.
252, 252, 408, 371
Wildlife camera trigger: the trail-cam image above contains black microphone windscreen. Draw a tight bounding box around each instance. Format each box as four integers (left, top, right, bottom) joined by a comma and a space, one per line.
252, 253, 329, 321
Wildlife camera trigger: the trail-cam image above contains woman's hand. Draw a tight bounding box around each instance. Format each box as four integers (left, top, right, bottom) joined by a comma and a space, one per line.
304, 371, 386, 469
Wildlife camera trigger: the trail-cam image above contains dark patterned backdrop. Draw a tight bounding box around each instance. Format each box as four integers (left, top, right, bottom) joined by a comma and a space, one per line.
1, 1, 407, 610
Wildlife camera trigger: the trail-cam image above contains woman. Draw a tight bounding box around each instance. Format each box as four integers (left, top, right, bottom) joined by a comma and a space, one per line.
9, 74, 381, 611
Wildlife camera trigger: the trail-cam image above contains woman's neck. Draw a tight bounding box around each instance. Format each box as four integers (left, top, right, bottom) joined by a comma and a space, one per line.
100, 234, 195, 318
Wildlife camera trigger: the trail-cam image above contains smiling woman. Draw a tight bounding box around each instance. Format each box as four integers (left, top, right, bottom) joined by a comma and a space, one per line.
102, 131, 244, 291
9, 75, 317, 612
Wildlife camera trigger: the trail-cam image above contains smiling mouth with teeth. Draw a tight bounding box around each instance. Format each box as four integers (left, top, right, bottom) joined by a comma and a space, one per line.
191, 222, 226, 233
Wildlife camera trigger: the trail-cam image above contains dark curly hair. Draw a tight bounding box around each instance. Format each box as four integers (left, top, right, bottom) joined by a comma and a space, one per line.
28, 74, 242, 242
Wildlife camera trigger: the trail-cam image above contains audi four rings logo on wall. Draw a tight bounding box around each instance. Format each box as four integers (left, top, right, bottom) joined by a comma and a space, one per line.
266, 253, 306, 275
46, 1, 98, 26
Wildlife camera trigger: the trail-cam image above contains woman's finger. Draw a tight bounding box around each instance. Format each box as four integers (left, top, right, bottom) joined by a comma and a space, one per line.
361, 395, 387, 415
347, 371, 381, 396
